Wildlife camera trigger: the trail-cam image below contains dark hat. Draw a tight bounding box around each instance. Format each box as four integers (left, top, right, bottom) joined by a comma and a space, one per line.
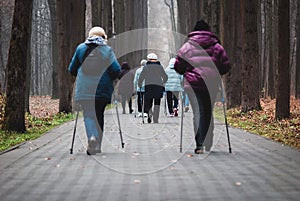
121, 62, 130, 70
193, 19, 210, 31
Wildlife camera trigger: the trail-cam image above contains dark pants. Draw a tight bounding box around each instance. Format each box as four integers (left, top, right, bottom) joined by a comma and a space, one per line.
144, 97, 161, 123
186, 90, 215, 149
137, 91, 144, 113
166, 91, 179, 114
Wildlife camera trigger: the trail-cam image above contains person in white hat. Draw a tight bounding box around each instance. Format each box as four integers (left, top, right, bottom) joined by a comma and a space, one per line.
138, 53, 168, 123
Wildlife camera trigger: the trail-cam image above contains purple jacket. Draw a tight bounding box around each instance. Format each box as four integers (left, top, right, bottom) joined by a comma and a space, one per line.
174, 31, 230, 92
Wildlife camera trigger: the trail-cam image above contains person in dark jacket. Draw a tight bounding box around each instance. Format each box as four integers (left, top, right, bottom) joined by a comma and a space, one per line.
138, 53, 168, 123
68, 26, 120, 155
174, 19, 230, 154
118, 62, 135, 114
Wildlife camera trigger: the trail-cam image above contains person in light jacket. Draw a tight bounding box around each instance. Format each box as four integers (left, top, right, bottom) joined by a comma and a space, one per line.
68, 27, 120, 155
133, 59, 147, 117
174, 19, 230, 154
165, 58, 183, 117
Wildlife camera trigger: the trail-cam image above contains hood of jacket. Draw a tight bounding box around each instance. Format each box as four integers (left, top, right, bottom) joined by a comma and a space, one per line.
85, 36, 106, 46
188, 31, 219, 48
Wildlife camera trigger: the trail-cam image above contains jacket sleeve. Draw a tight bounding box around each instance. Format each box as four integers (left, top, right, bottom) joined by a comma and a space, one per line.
215, 44, 231, 75
174, 56, 188, 75
133, 70, 138, 91
138, 69, 145, 88
107, 48, 121, 80
161, 66, 168, 83
68, 46, 81, 76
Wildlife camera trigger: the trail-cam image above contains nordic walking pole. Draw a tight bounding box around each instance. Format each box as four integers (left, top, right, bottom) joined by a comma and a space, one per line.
221, 84, 232, 153
70, 111, 79, 154
141, 91, 145, 124
134, 93, 138, 118
180, 92, 184, 153
114, 93, 125, 148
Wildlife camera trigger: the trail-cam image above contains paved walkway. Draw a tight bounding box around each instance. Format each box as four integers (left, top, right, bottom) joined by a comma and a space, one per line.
0, 102, 300, 201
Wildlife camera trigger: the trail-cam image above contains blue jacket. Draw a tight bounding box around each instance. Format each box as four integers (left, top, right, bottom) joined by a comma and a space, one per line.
165, 58, 183, 92
68, 36, 120, 102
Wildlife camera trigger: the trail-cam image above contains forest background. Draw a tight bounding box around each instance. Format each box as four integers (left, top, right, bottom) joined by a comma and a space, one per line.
0, 0, 299, 151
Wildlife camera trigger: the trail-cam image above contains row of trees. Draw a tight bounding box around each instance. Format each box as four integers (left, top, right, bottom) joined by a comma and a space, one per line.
177, 0, 299, 118
1, 0, 148, 132
0, 0, 299, 132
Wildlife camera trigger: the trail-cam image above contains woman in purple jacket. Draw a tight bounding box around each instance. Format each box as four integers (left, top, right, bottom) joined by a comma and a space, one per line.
174, 19, 230, 154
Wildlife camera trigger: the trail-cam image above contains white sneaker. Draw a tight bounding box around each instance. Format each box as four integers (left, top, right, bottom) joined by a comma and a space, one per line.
138, 113, 142, 117
87, 136, 97, 155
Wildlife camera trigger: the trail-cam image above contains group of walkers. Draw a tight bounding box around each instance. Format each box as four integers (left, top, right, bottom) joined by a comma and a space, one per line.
68, 19, 230, 155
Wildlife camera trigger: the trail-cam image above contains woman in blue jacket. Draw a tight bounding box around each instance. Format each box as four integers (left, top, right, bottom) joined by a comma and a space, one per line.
68, 27, 120, 155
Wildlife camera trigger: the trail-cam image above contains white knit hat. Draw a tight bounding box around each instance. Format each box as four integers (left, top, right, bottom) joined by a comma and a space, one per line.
147, 53, 158, 61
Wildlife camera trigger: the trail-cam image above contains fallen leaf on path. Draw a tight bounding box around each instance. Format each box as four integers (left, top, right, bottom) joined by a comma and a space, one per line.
134, 179, 141, 184
235, 182, 242, 186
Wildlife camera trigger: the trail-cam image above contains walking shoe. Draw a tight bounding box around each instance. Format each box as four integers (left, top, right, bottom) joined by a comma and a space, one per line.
194, 146, 205, 154
130, 109, 134, 114
147, 114, 152, 123
87, 136, 97, 155
184, 106, 189, 112
168, 113, 174, 117
138, 112, 142, 117
173, 108, 178, 117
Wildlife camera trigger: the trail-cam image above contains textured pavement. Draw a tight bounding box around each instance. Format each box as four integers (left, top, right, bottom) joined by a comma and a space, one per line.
0, 103, 300, 201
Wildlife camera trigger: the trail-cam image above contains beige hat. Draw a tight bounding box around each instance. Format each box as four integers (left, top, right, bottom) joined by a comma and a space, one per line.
88, 26, 107, 39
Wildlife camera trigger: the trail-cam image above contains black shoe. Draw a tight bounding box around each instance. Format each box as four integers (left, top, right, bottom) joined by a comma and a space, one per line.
147, 114, 152, 123
194, 147, 204, 154
130, 109, 134, 114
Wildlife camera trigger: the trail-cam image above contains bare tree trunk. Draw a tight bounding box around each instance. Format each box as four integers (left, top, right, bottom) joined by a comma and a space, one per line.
3, 0, 33, 132
275, 0, 290, 119
48, 0, 59, 98
296, 1, 300, 99
91, 0, 101, 26
289, 0, 297, 97
240, 0, 261, 112
0, 0, 15, 93
222, 0, 242, 109
25, 0, 33, 113
57, 0, 85, 113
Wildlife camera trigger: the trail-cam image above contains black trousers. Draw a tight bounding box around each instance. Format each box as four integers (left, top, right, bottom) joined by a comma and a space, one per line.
186, 90, 215, 149
144, 97, 161, 122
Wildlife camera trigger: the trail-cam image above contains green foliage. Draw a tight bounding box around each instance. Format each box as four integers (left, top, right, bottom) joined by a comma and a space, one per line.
0, 112, 74, 152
